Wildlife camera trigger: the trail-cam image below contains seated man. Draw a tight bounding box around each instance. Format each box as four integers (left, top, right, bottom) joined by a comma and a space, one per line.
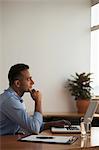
0, 63, 71, 135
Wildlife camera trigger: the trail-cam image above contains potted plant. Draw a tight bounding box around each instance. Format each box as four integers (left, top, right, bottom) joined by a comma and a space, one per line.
65, 72, 92, 113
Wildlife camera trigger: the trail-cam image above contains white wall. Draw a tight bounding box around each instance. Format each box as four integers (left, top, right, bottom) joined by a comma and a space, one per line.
0, 1, 3, 93
1, 0, 91, 113
0, 2, 1, 73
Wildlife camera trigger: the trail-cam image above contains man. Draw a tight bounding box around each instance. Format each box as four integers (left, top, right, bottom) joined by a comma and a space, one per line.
0, 63, 70, 135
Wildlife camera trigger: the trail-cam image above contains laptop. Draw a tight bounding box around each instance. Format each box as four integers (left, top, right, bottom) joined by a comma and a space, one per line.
51, 101, 99, 133
84, 100, 99, 123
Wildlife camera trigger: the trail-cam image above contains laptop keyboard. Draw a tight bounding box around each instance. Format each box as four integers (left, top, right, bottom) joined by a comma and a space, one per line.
65, 126, 79, 130
51, 125, 81, 133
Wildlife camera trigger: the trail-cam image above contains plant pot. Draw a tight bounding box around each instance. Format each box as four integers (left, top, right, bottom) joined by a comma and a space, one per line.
76, 99, 90, 114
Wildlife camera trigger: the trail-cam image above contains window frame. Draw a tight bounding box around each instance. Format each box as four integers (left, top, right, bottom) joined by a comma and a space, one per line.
91, 2, 99, 97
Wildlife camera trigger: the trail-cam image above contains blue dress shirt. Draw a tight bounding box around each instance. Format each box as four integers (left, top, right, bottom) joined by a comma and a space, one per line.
0, 87, 43, 135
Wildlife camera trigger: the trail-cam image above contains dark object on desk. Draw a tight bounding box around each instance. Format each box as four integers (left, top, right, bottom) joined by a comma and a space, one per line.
43, 119, 71, 130
43, 113, 99, 127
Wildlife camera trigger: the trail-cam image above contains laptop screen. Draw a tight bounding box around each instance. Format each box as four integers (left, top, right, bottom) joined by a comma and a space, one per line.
84, 100, 99, 123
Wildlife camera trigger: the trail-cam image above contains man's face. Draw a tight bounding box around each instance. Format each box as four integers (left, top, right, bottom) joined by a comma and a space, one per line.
18, 69, 34, 92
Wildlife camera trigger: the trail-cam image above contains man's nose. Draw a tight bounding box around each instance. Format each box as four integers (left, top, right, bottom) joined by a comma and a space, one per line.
32, 80, 34, 85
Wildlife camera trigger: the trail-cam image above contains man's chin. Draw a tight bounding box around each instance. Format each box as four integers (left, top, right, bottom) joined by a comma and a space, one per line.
24, 89, 31, 93
28, 88, 32, 93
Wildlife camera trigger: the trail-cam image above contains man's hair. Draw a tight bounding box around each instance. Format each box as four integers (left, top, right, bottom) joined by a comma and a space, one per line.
8, 63, 29, 86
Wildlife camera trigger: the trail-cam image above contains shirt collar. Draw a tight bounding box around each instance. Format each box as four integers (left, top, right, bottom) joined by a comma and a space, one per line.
5, 87, 23, 103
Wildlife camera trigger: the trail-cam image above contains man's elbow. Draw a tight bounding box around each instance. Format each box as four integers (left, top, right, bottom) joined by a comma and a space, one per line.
30, 123, 41, 135
34, 125, 41, 134
32, 128, 39, 134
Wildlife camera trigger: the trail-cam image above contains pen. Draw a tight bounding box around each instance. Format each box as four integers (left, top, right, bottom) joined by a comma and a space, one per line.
36, 136, 54, 139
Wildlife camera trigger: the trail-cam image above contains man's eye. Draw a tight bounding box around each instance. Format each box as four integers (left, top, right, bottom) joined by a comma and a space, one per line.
27, 78, 30, 81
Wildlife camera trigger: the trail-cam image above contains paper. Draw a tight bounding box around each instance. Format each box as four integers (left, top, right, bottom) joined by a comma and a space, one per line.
19, 134, 78, 144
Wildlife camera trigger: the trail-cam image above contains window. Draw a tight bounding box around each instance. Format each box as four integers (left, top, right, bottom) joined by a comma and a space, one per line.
91, 3, 99, 96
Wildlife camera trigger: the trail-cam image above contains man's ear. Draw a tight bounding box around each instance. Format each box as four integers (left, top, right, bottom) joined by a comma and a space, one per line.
14, 80, 20, 87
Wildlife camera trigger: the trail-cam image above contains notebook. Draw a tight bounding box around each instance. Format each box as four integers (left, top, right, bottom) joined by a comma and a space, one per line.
51, 101, 99, 134
18, 134, 78, 144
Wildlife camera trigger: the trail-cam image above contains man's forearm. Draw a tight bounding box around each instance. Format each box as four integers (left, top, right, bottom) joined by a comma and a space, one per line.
35, 100, 42, 114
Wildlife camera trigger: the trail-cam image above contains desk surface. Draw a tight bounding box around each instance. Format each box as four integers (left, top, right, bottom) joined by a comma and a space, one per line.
43, 112, 84, 118
0, 127, 99, 150
43, 112, 99, 118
